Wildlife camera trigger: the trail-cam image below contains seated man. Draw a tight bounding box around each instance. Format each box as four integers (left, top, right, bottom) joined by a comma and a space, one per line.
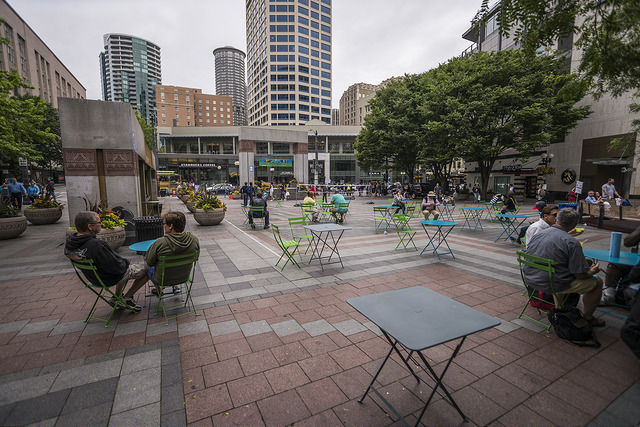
422, 191, 440, 220
302, 191, 321, 222
392, 188, 406, 214
145, 211, 199, 294
330, 188, 348, 223
603, 205, 640, 301
248, 192, 270, 229
65, 211, 146, 311
585, 190, 611, 209
525, 204, 558, 245
523, 208, 604, 327
500, 191, 517, 214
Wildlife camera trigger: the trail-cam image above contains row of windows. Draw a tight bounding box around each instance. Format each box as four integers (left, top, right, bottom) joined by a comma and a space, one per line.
268, 74, 329, 90
269, 104, 331, 114
270, 64, 330, 79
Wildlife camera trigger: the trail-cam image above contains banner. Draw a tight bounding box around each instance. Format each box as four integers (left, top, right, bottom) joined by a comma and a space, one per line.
259, 158, 292, 167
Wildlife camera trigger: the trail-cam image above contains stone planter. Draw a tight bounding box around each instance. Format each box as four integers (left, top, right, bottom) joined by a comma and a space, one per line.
193, 208, 226, 226
24, 207, 63, 225
0, 216, 27, 240
185, 200, 198, 213
67, 226, 126, 251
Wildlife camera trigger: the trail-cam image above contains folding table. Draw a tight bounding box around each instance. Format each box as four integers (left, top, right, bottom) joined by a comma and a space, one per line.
419, 220, 457, 261
459, 207, 484, 231
375, 205, 400, 230
436, 204, 456, 221
303, 223, 351, 269
128, 239, 156, 255
348, 287, 500, 427
494, 214, 529, 245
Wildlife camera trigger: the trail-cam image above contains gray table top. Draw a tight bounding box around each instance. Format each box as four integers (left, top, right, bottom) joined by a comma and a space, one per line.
347, 287, 500, 351
303, 224, 352, 232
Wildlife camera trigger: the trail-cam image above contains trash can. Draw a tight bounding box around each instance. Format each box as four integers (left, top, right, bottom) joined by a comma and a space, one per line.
558, 202, 578, 210
133, 216, 164, 242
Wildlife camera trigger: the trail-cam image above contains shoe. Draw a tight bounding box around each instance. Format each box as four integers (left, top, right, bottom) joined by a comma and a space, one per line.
121, 297, 141, 312
264, 225, 270, 229
251, 223, 256, 230
588, 317, 606, 327
599, 294, 616, 305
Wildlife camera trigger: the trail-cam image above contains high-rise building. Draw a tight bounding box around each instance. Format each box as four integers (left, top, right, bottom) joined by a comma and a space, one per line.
339, 82, 378, 126
213, 46, 248, 126
331, 108, 339, 125
245, 0, 332, 126
0, 0, 85, 107
100, 33, 162, 124
156, 84, 233, 127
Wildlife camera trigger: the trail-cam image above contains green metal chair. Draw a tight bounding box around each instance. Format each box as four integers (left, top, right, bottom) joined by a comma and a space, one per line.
405, 204, 417, 219
149, 251, 200, 325
69, 258, 139, 327
336, 202, 349, 223
249, 206, 265, 229
241, 204, 250, 225
392, 214, 418, 252
288, 216, 313, 257
373, 207, 390, 231
272, 224, 301, 270
300, 204, 315, 223
516, 251, 567, 331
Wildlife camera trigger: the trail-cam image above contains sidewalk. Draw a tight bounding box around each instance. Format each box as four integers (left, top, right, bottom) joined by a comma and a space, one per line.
0, 191, 638, 427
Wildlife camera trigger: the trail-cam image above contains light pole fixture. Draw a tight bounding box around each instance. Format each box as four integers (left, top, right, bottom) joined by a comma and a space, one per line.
540, 152, 554, 184
309, 129, 319, 186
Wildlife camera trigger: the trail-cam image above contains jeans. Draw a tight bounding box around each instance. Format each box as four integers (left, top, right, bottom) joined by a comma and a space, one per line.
248, 210, 269, 226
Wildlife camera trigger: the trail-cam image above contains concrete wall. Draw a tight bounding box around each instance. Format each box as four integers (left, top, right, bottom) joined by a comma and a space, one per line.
59, 98, 155, 225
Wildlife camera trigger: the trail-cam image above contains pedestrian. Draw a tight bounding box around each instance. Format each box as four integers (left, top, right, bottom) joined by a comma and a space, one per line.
8, 178, 27, 209
46, 178, 57, 202
473, 182, 481, 203
27, 180, 41, 204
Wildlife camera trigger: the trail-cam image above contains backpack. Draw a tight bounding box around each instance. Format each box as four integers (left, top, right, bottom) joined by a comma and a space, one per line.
547, 307, 601, 347
621, 287, 640, 358
528, 288, 579, 311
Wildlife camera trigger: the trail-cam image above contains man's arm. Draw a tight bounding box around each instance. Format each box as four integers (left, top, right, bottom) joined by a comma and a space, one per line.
574, 263, 600, 280
624, 224, 640, 247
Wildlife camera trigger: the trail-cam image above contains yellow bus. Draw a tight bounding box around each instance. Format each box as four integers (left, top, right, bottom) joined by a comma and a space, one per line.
157, 171, 181, 195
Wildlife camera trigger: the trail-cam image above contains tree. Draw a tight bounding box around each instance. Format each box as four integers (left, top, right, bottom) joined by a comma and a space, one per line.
134, 109, 154, 150
440, 50, 590, 197
16, 94, 61, 174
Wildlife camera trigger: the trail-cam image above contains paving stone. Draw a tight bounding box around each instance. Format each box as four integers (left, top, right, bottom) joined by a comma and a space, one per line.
0, 320, 29, 334
161, 381, 185, 415
16, 319, 60, 336
3, 388, 70, 426
125, 341, 163, 357
301, 319, 336, 337
61, 377, 118, 414
112, 367, 161, 414
0, 372, 58, 406
239, 320, 273, 337
48, 320, 86, 336
146, 320, 178, 337
57, 401, 111, 427
122, 349, 161, 375
209, 319, 241, 337
50, 358, 122, 392
161, 408, 187, 427
84, 349, 126, 365
161, 345, 181, 366
177, 319, 209, 337
511, 318, 549, 333
109, 402, 161, 427
114, 319, 147, 337
161, 361, 182, 387
81, 320, 118, 336
271, 319, 305, 337
331, 319, 367, 336
25, 416, 57, 427
495, 319, 521, 333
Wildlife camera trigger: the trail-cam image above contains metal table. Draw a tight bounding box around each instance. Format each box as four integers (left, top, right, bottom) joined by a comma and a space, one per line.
374, 205, 400, 231
348, 287, 500, 427
459, 207, 484, 231
303, 223, 351, 269
436, 204, 456, 221
494, 214, 529, 245
419, 220, 457, 261
128, 239, 156, 255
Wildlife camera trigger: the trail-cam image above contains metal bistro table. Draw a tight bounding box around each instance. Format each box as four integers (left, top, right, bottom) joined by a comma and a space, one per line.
419, 220, 457, 261
303, 223, 351, 269
376, 205, 401, 231
494, 213, 529, 246
128, 239, 156, 255
348, 287, 500, 427
459, 207, 484, 231
436, 204, 456, 221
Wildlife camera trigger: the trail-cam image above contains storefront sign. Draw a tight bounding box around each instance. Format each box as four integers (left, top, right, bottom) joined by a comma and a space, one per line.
259, 158, 292, 167
179, 163, 217, 168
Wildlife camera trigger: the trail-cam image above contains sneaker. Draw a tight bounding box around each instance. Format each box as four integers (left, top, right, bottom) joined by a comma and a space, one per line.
588, 317, 606, 328
264, 225, 270, 229
600, 294, 616, 305
121, 297, 141, 312
251, 223, 256, 230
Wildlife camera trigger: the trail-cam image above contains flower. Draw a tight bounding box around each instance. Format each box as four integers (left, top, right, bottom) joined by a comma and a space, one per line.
195, 193, 227, 211
27, 194, 63, 209
99, 209, 126, 229
187, 193, 202, 202
536, 166, 556, 175
230, 172, 239, 178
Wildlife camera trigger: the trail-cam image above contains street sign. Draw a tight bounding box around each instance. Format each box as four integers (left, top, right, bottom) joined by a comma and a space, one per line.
19, 157, 27, 167
249, 166, 254, 172
575, 181, 583, 194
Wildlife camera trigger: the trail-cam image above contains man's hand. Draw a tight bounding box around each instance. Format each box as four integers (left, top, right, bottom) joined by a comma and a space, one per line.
589, 263, 601, 275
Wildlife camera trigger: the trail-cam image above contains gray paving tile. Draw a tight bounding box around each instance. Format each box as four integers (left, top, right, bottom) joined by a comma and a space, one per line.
494, 319, 520, 333
122, 349, 161, 375
301, 319, 336, 337
49, 320, 86, 336
146, 319, 178, 337
511, 317, 549, 333
84, 349, 125, 365
0, 320, 29, 334
3, 388, 69, 426
58, 402, 110, 427
270, 319, 305, 337
161, 382, 184, 415
332, 319, 368, 336
125, 341, 162, 357
61, 377, 118, 414
161, 362, 182, 387
114, 319, 147, 337
239, 320, 273, 337
109, 402, 161, 427
25, 416, 57, 427
0, 372, 58, 406
16, 319, 59, 336
50, 358, 122, 392
161, 409, 187, 427
38, 358, 86, 376
112, 367, 161, 414
161, 346, 181, 366
0, 402, 15, 425
81, 320, 118, 336
177, 319, 208, 337
209, 319, 241, 337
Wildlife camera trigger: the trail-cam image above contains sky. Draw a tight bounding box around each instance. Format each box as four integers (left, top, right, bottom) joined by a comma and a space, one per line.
8, 0, 484, 107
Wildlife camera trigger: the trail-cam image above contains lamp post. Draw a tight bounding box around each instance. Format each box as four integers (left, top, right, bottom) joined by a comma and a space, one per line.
309, 129, 319, 186
540, 152, 554, 185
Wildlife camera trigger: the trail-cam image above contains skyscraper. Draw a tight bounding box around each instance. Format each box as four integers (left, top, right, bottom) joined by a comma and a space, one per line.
100, 34, 162, 124
213, 46, 248, 126
245, 0, 332, 126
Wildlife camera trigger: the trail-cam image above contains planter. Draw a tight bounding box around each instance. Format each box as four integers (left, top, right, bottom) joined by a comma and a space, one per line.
185, 201, 197, 213
0, 216, 27, 240
24, 207, 63, 225
193, 208, 226, 226
65, 226, 126, 250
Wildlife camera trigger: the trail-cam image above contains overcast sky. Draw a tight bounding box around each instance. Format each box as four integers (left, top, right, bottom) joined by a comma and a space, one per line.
9, 0, 483, 107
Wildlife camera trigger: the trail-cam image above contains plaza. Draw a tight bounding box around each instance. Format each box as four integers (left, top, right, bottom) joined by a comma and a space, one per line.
0, 188, 638, 427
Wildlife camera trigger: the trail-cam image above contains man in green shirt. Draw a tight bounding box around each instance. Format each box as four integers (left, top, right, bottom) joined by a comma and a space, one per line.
330, 188, 348, 224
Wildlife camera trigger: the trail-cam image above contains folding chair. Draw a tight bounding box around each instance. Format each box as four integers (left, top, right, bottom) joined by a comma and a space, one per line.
149, 251, 200, 325
374, 207, 390, 231
288, 217, 313, 257
320, 203, 334, 223
392, 214, 418, 252
336, 202, 349, 223
241, 204, 250, 225
69, 258, 139, 327
272, 224, 301, 270
405, 204, 417, 219
300, 205, 315, 223
249, 206, 265, 229
516, 251, 567, 331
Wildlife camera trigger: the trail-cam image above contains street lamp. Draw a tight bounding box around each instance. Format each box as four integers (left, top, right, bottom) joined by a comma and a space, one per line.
309, 129, 319, 186
268, 167, 274, 184
540, 152, 554, 185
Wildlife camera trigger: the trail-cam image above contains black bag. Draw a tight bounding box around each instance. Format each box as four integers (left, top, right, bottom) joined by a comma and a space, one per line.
547, 308, 601, 347
621, 288, 640, 358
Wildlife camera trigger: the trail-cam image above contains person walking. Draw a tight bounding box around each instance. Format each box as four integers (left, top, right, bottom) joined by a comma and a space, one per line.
46, 178, 57, 202
8, 178, 27, 209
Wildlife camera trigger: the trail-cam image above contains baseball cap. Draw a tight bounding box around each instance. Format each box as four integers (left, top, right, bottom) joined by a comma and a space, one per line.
534, 200, 547, 210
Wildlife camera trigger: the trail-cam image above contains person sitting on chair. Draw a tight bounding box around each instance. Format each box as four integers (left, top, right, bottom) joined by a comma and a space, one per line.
65, 211, 147, 311
145, 211, 199, 295
422, 191, 440, 220
330, 188, 348, 223
302, 191, 321, 222
500, 191, 517, 214
248, 192, 270, 229
523, 208, 605, 327
392, 188, 406, 214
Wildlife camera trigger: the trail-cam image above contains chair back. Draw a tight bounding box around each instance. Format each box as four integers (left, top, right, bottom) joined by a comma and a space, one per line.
338, 202, 349, 213
250, 206, 265, 217
272, 224, 284, 246
517, 251, 556, 293
157, 251, 199, 286
405, 205, 416, 217
392, 213, 411, 231
373, 207, 387, 215
70, 258, 109, 288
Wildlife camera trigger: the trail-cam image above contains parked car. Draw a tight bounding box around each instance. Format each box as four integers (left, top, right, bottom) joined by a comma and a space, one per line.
206, 183, 235, 194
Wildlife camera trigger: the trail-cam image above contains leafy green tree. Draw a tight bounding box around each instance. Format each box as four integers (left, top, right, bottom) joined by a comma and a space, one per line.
134, 109, 154, 150
16, 94, 61, 174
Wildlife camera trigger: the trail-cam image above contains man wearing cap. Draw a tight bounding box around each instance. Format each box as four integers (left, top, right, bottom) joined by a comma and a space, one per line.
421, 191, 440, 220
525, 204, 559, 246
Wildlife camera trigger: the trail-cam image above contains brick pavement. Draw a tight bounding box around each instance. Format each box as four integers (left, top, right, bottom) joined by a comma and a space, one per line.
0, 189, 638, 427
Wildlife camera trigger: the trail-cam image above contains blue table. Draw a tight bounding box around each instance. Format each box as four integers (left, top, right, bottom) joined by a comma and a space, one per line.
582, 249, 640, 266
459, 207, 484, 231
420, 220, 457, 261
494, 214, 529, 245
348, 287, 500, 427
436, 204, 456, 221
303, 223, 351, 269
375, 205, 401, 231
128, 239, 155, 254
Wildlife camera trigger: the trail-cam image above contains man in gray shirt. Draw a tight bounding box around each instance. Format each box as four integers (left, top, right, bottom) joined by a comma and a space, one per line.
523, 208, 604, 326
601, 178, 620, 200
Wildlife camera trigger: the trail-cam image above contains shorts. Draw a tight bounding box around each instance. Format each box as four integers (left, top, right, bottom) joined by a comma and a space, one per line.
114, 263, 147, 286
558, 276, 599, 294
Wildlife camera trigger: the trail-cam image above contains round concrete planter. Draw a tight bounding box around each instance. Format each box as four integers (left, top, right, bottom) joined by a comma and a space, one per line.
67, 226, 126, 251
185, 201, 197, 213
0, 216, 27, 240
24, 207, 63, 225
193, 208, 225, 226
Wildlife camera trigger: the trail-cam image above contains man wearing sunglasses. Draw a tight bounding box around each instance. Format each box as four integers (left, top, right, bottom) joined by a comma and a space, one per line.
525, 204, 559, 246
